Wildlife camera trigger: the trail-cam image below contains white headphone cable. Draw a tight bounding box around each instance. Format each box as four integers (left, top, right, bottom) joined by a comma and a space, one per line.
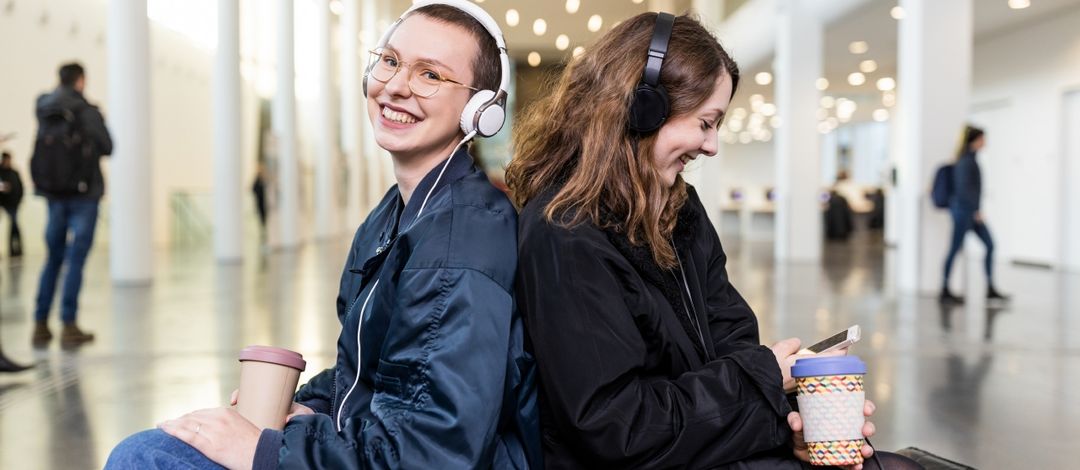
412, 131, 477, 226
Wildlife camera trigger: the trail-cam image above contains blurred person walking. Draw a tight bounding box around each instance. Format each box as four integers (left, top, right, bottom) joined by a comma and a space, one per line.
0, 151, 25, 258
940, 126, 1009, 305
30, 62, 113, 347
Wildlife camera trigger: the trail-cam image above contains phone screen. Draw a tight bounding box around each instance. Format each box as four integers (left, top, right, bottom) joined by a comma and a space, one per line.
807, 330, 849, 353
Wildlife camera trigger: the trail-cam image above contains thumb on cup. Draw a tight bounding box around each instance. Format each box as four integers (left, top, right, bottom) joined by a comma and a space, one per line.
229, 389, 239, 406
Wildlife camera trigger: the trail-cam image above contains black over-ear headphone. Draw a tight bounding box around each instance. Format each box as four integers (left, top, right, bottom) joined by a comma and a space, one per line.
628, 12, 675, 134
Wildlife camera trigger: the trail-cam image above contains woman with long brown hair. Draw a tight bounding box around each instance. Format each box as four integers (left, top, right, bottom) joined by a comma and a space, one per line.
508, 12, 919, 469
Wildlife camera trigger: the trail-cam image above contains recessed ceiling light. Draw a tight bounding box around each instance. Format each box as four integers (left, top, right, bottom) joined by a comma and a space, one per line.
848, 72, 866, 86
820, 96, 835, 108
565, 0, 580, 14
573, 46, 585, 57
876, 77, 896, 91
859, 59, 878, 73
528, 51, 541, 67
533, 18, 547, 36
890, 6, 905, 19
749, 94, 765, 106
556, 34, 570, 51
632, 0, 644, 4
816, 77, 829, 91
849, 41, 869, 54
882, 91, 897, 107
329, 0, 343, 16
1009, 0, 1031, 9
873, 109, 890, 122
761, 103, 777, 117
588, 14, 603, 32
755, 72, 772, 85
506, 9, 519, 27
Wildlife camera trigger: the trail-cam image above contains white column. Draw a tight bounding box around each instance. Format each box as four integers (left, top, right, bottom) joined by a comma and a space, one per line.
691, 0, 726, 227
341, 0, 363, 231
896, 0, 972, 293
362, 0, 384, 210
314, 0, 337, 239
214, 0, 243, 262
275, 0, 300, 248
773, 0, 823, 262
108, 0, 152, 284
1064, 90, 1080, 272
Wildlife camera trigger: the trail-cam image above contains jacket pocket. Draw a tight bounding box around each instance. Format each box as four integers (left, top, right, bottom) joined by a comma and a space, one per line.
373, 359, 419, 408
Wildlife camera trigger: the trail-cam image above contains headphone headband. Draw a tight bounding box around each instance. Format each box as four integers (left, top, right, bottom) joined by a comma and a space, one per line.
643, 12, 674, 87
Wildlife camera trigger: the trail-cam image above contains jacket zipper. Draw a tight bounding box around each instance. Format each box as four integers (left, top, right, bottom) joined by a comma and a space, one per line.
336, 279, 380, 432
673, 242, 711, 361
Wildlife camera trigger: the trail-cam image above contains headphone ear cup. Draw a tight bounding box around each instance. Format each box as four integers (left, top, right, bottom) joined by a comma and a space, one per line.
628, 84, 670, 134
461, 89, 504, 137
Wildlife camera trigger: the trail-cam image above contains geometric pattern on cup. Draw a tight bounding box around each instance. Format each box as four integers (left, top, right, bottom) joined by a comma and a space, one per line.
797, 391, 865, 443
797, 375, 864, 395
808, 439, 865, 466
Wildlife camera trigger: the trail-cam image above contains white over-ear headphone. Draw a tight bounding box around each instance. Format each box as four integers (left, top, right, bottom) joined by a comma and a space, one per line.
363, 0, 511, 138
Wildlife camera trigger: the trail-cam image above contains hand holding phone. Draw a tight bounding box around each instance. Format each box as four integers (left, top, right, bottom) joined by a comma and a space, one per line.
804, 325, 861, 354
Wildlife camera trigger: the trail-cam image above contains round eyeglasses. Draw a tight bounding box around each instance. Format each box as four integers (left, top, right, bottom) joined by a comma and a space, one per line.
367, 49, 479, 98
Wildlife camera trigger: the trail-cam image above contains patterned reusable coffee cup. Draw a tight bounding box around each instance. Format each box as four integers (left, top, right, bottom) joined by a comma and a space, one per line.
791, 356, 867, 466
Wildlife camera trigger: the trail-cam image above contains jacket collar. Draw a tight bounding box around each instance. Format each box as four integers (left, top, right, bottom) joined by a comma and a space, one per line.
398, 145, 475, 230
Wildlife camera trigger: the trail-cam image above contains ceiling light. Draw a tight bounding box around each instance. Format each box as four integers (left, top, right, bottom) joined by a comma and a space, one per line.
816, 77, 829, 91
731, 107, 748, 120
556, 34, 570, 51
848, 72, 866, 86
818, 122, 832, 134
755, 72, 772, 85
890, 6, 905, 20
882, 91, 897, 107
506, 9, 519, 27
632, 0, 644, 4
849, 41, 869, 54
876, 77, 896, 91
859, 59, 878, 73
588, 14, 603, 32
329, 0, 343, 16
739, 132, 753, 144
728, 119, 743, 132
572, 46, 585, 57
749, 94, 765, 106
761, 103, 777, 117
533, 19, 547, 36
565, 0, 580, 14
770, 116, 782, 128
528, 51, 541, 67
820, 96, 835, 108
1009, 0, 1031, 9
873, 108, 890, 122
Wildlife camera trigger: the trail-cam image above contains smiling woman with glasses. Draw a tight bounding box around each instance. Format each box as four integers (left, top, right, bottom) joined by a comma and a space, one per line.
104, 2, 539, 470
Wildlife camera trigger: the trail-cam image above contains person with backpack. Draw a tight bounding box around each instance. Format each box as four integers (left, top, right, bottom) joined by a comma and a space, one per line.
0, 151, 25, 258
939, 125, 1008, 304
30, 62, 112, 347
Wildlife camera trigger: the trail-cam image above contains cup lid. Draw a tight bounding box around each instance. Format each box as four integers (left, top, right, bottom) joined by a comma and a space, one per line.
239, 345, 307, 371
791, 355, 866, 378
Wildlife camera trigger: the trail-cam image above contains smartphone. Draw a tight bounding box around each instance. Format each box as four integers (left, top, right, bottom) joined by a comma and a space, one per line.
806, 325, 861, 353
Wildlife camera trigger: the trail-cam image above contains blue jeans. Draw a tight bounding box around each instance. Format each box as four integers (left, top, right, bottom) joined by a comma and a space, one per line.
34, 199, 99, 323
105, 429, 226, 469
942, 208, 995, 289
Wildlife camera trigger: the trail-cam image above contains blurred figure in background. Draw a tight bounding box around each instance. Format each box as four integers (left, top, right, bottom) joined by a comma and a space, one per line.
0, 151, 25, 258
30, 62, 112, 347
251, 162, 268, 241
940, 126, 1009, 305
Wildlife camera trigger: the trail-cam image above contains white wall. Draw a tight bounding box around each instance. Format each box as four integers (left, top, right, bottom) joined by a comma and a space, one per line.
970, 5, 1080, 267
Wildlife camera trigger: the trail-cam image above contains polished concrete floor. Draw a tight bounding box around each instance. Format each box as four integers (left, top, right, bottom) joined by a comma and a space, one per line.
0, 230, 1077, 469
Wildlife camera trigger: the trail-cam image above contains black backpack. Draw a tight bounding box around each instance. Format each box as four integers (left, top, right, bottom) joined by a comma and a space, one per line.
31, 104, 94, 196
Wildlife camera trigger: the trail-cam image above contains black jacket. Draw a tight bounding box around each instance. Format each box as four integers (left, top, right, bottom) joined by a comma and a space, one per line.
0, 167, 23, 210
34, 86, 112, 200
516, 187, 793, 469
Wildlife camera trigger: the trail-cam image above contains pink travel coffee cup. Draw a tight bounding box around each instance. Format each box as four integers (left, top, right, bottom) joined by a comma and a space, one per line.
236, 346, 307, 430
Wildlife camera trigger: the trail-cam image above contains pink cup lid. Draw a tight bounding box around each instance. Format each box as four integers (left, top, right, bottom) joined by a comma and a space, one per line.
238, 345, 307, 371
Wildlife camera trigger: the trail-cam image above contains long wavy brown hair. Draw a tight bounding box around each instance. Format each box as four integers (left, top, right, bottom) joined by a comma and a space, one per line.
505, 13, 739, 268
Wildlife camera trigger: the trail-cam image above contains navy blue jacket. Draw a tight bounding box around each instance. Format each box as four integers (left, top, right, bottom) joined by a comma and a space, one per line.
253, 149, 541, 469
951, 151, 981, 213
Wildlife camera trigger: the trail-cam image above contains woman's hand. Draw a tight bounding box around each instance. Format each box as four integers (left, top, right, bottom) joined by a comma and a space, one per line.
159, 407, 260, 470
788, 399, 877, 470
229, 388, 316, 422
769, 338, 802, 393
